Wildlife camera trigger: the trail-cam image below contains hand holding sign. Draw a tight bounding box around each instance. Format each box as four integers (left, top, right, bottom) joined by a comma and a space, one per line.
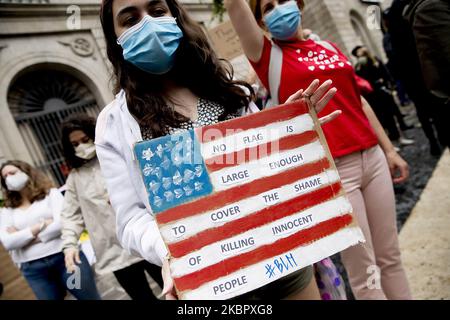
161, 257, 177, 300
285, 79, 342, 125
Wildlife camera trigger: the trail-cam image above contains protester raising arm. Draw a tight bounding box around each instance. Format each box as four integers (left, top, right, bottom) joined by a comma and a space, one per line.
223, 0, 412, 299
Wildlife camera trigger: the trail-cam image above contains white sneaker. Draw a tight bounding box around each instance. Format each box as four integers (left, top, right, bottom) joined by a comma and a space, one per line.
399, 137, 415, 146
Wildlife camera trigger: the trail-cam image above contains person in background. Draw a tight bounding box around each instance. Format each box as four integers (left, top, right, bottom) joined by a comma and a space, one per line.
403, 0, 449, 148
352, 45, 414, 148
385, 0, 445, 155
382, 27, 411, 107
225, 0, 412, 299
60, 114, 164, 300
0, 160, 100, 300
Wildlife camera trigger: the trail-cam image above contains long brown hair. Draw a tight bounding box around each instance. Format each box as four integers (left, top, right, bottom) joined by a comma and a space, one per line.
100, 0, 254, 138
0, 160, 54, 208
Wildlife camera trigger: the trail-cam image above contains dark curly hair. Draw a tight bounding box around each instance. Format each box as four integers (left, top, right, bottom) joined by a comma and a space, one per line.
60, 114, 96, 169
100, 0, 254, 138
0, 160, 54, 208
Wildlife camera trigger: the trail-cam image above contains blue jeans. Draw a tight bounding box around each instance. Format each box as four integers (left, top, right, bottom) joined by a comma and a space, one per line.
21, 251, 101, 300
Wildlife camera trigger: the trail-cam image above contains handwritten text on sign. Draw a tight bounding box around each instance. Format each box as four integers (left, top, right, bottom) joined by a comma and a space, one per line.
208, 20, 244, 61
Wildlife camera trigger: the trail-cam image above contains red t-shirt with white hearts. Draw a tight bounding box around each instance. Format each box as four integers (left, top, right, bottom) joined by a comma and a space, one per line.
250, 37, 378, 158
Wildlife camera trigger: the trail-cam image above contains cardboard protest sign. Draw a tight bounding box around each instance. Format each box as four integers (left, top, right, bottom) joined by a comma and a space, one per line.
134, 100, 365, 300
207, 20, 243, 61
207, 21, 252, 81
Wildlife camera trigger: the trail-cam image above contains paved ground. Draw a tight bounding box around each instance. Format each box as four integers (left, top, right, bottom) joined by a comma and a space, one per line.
398, 149, 450, 300
330, 105, 444, 300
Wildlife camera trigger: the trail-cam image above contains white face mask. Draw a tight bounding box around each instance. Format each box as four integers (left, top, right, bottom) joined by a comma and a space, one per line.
75, 141, 97, 160
5, 170, 30, 191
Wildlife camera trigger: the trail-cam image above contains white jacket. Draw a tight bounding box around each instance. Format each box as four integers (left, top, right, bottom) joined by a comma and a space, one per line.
95, 90, 168, 266
95, 90, 258, 267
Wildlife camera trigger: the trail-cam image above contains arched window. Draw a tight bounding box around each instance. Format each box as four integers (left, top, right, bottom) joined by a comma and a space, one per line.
7, 67, 101, 185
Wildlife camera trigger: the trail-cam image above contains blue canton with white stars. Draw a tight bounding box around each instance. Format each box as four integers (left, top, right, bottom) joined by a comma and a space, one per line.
134, 130, 213, 214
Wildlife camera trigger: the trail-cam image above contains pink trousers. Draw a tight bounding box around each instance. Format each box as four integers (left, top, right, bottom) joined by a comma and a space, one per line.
336, 146, 412, 300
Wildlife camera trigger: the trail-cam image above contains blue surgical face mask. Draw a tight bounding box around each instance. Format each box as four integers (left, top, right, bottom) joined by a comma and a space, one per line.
117, 15, 183, 75
264, 1, 302, 41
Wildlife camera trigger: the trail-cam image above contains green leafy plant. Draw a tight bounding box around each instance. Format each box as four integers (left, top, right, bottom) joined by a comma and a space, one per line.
212, 0, 226, 22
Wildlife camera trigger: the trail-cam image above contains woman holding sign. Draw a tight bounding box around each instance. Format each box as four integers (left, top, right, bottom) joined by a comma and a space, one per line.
96, 0, 340, 300
224, 0, 411, 299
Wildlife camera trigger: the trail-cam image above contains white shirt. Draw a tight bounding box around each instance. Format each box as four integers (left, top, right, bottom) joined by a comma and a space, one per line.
0, 188, 64, 264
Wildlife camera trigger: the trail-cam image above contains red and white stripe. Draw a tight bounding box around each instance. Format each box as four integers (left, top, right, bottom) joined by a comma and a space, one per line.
156, 101, 364, 299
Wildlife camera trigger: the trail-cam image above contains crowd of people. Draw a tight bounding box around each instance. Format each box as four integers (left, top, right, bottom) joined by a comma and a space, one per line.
0, 0, 448, 300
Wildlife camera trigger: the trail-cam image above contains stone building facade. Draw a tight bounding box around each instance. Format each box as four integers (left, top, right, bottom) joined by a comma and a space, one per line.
0, 0, 216, 185
0, 0, 388, 185
302, 0, 389, 59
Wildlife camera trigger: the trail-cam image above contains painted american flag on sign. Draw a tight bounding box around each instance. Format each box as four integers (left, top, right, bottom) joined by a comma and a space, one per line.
134, 100, 365, 300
